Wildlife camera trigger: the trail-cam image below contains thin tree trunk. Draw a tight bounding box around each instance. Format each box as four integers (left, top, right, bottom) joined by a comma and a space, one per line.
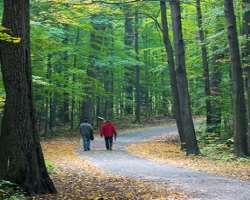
71, 29, 80, 129
62, 25, 70, 124
124, 5, 134, 115
49, 94, 56, 131
210, 51, 223, 134
195, 0, 212, 132
224, 0, 248, 156
169, 0, 199, 155
44, 54, 52, 135
71, 66, 76, 130
81, 18, 102, 124
160, 0, 186, 150
135, 7, 141, 123
0, 0, 56, 194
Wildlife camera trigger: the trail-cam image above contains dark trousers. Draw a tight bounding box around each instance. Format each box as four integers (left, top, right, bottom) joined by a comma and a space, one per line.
82, 136, 91, 151
105, 137, 113, 150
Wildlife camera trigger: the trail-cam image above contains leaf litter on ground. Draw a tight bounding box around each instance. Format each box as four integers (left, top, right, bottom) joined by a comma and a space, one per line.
33, 137, 186, 200
127, 133, 250, 181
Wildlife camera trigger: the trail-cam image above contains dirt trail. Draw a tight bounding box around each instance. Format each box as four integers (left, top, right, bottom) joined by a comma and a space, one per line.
79, 124, 250, 200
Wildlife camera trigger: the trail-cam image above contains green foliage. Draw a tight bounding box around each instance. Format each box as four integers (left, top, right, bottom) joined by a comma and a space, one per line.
0, 0, 246, 139
45, 160, 56, 175
0, 180, 26, 200
0, 26, 21, 43
195, 124, 242, 161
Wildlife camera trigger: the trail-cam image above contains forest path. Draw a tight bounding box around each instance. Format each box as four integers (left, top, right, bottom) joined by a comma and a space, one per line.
78, 124, 250, 200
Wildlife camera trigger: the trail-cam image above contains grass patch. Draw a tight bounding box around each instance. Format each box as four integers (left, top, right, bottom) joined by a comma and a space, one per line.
45, 160, 56, 175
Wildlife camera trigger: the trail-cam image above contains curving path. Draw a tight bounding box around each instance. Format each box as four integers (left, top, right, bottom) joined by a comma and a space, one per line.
79, 124, 250, 200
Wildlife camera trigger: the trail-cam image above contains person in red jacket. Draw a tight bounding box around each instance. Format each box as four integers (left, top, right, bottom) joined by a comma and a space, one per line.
100, 120, 117, 150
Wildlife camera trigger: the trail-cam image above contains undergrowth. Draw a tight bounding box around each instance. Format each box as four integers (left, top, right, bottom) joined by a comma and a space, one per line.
0, 180, 26, 200
196, 123, 249, 161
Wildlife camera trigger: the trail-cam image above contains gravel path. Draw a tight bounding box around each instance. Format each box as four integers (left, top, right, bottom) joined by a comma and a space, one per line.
79, 124, 250, 200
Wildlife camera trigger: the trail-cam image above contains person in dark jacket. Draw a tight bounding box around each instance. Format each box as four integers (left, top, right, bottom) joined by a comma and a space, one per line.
80, 119, 94, 151
100, 120, 117, 150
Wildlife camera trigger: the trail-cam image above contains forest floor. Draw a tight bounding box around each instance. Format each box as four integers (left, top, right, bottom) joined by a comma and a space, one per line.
35, 122, 250, 200
127, 135, 250, 181
34, 137, 185, 200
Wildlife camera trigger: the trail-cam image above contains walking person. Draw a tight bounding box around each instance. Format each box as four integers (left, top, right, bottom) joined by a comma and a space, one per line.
80, 119, 94, 151
100, 120, 117, 151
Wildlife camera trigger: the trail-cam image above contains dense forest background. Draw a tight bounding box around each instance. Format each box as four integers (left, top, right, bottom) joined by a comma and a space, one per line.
0, 0, 250, 154
0, 1, 234, 128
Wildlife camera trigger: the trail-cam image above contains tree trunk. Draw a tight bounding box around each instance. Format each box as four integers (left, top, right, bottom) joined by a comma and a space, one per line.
135, 7, 141, 123
81, 18, 103, 125
210, 51, 223, 134
242, 0, 250, 152
0, 0, 56, 194
71, 29, 80, 129
62, 25, 70, 124
195, 0, 212, 132
81, 70, 95, 124
224, 0, 248, 156
124, 5, 134, 115
246, 68, 250, 151
160, 0, 186, 150
49, 94, 56, 131
44, 54, 52, 136
169, 0, 199, 155
71, 64, 76, 130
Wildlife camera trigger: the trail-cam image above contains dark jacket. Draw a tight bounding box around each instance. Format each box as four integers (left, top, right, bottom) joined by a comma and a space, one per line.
80, 123, 94, 139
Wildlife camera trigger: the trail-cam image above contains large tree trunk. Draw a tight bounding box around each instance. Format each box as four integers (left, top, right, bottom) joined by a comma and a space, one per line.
169, 0, 199, 155
224, 0, 248, 156
246, 68, 250, 151
195, 0, 213, 132
160, 0, 186, 150
242, 0, 250, 152
0, 0, 56, 194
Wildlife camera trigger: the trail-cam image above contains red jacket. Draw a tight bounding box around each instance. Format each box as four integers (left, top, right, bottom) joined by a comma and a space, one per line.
100, 122, 117, 137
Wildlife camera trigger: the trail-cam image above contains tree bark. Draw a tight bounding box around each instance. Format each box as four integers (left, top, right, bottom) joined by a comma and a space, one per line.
224, 0, 248, 156
160, 0, 186, 150
195, 0, 213, 132
81, 17, 103, 124
71, 28, 80, 129
210, 51, 223, 134
124, 5, 134, 115
49, 94, 56, 131
0, 0, 56, 194
44, 54, 52, 136
135, 7, 141, 123
169, 0, 199, 155
62, 25, 70, 124
242, 0, 250, 152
